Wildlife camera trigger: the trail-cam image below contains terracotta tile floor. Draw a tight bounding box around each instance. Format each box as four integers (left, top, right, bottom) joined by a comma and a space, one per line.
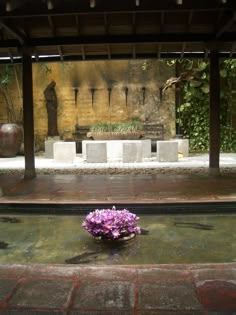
0, 173, 236, 205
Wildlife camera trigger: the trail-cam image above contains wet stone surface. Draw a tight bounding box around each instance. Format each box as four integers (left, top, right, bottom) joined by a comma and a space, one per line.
72, 280, 134, 311
138, 280, 203, 310
8, 279, 74, 309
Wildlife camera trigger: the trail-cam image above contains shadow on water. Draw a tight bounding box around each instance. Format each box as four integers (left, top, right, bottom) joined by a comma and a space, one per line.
0, 214, 235, 264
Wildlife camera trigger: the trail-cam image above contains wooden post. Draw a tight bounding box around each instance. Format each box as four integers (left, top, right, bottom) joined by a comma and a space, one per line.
209, 51, 220, 174
22, 48, 36, 179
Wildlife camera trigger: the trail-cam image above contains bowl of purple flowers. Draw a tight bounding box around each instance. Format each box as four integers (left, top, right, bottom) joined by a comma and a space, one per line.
82, 206, 141, 241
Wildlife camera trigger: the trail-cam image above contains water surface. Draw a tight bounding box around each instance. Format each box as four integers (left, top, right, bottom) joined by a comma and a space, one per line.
0, 214, 235, 264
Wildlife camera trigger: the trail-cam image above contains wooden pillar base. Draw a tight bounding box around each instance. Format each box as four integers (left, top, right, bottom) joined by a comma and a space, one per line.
24, 169, 36, 179
208, 167, 221, 176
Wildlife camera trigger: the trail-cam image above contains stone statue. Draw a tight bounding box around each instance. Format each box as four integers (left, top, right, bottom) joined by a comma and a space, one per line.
44, 80, 59, 137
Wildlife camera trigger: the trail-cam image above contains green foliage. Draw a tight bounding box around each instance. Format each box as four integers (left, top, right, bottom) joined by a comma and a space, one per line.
0, 65, 13, 88
173, 59, 236, 152
0, 65, 17, 123
39, 63, 52, 75
90, 121, 143, 133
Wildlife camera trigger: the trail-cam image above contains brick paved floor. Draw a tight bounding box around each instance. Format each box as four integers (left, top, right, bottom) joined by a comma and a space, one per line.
0, 263, 235, 314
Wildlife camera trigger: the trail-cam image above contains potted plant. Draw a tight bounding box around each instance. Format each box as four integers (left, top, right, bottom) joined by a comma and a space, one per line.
82, 206, 141, 241
86, 121, 144, 140
0, 65, 23, 157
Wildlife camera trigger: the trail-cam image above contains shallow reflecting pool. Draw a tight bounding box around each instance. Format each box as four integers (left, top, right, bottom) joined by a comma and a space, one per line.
0, 214, 235, 264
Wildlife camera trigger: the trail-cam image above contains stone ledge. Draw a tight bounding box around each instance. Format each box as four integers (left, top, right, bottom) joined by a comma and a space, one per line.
0, 263, 235, 314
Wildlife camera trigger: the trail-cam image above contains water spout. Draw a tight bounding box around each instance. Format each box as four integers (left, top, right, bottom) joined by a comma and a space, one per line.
73, 87, 79, 106
107, 87, 112, 107
124, 87, 128, 106
90, 88, 96, 107
142, 86, 146, 105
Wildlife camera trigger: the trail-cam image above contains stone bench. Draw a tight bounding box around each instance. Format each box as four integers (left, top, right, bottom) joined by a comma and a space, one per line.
82, 140, 151, 163
53, 141, 76, 163
156, 141, 178, 162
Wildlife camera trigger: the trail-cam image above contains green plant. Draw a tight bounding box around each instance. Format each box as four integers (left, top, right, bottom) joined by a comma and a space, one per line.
0, 65, 22, 124
163, 59, 236, 152
89, 121, 143, 133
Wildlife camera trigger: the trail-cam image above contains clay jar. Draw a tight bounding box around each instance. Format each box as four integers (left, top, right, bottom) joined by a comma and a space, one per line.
0, 123, 23, 157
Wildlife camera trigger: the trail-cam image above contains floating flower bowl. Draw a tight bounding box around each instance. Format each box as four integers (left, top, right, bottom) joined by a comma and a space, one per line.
82, 206, 141, 241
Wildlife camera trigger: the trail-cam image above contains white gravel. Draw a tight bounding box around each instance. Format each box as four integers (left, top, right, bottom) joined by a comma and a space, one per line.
0, 153, 236, 175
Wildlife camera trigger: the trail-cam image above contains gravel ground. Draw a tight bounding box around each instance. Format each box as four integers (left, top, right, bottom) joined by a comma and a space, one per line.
0, 153, 236, 175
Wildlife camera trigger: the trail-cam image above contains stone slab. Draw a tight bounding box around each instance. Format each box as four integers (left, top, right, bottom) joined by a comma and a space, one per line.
0, 279, 17, 303
138, 281, 202, 310
72, 281, 134, 310
53, 142, 76, 163
156, 141, 178, 162
0, 310, 67, 314
86, 142, 107, 163
196, 280, 236, 311
8, 279, 74, 309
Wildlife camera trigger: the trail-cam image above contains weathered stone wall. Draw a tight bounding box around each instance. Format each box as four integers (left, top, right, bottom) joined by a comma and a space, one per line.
0, 60, 175, 149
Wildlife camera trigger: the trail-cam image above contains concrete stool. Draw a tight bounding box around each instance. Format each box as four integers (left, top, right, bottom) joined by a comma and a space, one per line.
107, 141, 123, 162
53, 142, 76, 163
156, 141, 178, 162
44, 138, 61, 159
142, 139, 152, 159
86, 142, 107, 163
123, 142, 143, 163
173, 138, 189, 157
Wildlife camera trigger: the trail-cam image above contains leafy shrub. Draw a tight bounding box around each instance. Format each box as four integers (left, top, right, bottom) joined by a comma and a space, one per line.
89, 121, 143, 133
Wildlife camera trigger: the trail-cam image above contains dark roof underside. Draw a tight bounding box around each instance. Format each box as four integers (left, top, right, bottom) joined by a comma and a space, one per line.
0, 0, 236, 63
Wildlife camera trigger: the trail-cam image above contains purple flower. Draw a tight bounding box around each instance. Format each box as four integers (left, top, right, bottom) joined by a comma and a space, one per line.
82, 206, 141, 240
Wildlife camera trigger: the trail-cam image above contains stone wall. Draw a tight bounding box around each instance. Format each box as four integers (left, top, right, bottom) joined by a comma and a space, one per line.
0, 60, 175, 149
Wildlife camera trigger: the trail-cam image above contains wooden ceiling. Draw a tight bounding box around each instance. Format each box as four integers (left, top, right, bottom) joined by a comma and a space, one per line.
0, 0, 235, 62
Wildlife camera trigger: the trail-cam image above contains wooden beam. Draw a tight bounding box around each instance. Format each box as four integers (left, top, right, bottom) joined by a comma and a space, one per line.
156, 43, 162, 58
22, 47, 36, 179
1, 2, 235, 18
57, 45, 64, 60
7, 48, 14, 63
107, 44, 111, 59
209, 51, 220, 173
132, 44, 136, 58
75, 15, 80, 36
28, 33, 236, 47
187, 10, 193, 32
81, 45, 85, 60
216, 11, 236, 38
48, 15, 56, 37
0, 19, 25, 44
160, 11, 165, 33
230, 42, 235, 57
181, 42, 186, 58
5, 0, 27, 12
132, 12, 136, 34
104, 13, 109, 34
